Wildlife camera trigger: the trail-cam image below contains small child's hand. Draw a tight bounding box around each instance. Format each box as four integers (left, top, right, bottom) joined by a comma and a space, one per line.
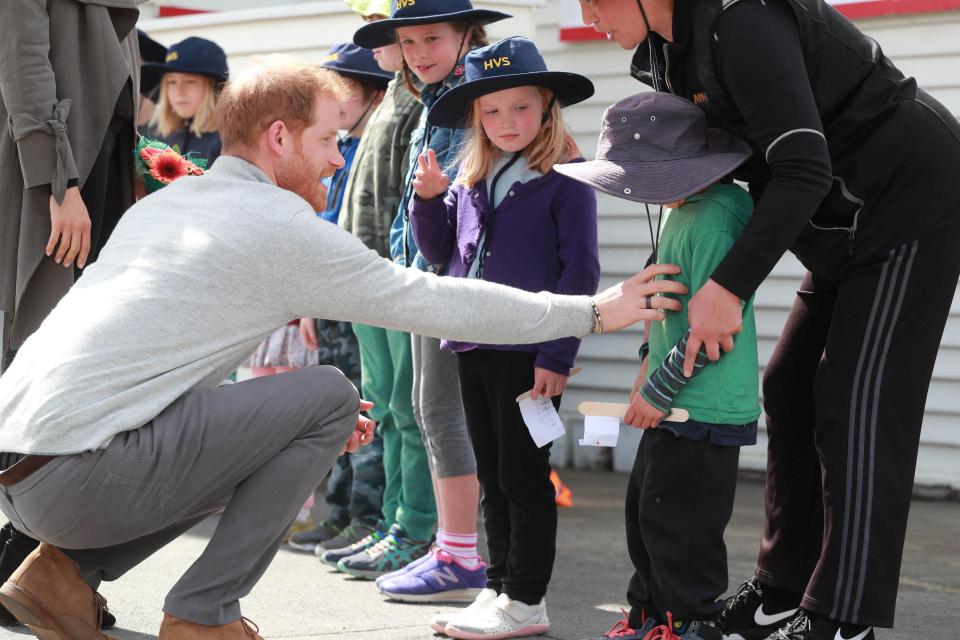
413, 149, 450, 200
531, 367, 568, 399
624, 391, 665, 430
298, 317, 318, 351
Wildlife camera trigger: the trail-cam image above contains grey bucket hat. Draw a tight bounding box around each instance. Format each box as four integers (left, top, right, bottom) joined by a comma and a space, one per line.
554, 92, 752, 204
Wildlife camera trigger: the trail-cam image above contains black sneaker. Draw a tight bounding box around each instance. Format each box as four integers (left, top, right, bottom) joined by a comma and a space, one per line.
718, 579, 800, 640
286, 517, 347, 553
765, 611, 873, 640
315, 520, 376, 555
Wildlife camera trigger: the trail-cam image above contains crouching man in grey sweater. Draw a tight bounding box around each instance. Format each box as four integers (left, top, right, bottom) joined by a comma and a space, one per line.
0, 54, 685, 640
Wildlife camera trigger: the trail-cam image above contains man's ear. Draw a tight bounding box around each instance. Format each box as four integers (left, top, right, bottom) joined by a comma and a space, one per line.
265, 120, 288, 157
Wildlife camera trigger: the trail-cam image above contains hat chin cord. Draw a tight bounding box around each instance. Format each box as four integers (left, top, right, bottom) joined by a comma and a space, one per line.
341, 95, 378, 142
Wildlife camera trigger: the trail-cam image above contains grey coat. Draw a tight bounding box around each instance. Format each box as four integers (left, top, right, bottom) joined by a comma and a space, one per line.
0, 0, 143, 349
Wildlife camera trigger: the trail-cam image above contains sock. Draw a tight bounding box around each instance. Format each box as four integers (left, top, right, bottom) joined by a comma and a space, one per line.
437, 529, 481, 569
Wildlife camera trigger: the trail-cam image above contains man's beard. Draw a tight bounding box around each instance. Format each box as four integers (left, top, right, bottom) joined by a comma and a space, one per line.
276, 145, 330, 212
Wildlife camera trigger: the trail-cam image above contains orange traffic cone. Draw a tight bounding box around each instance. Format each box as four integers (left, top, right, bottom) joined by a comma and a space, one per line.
551, 469, 573, 508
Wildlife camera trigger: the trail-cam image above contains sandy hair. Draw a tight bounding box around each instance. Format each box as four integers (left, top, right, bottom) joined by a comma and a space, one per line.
457, 87, 581, 188
149, 75, 219, 138
217, 54, 349, 152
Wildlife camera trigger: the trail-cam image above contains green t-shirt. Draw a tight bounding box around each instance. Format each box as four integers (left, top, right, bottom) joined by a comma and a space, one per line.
645, 183, 761, 425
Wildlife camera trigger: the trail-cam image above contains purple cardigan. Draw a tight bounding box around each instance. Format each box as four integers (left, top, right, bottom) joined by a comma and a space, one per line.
410, 163, 600, 375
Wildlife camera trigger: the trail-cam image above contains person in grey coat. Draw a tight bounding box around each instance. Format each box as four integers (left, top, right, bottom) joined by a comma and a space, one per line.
0, 0, 144, 629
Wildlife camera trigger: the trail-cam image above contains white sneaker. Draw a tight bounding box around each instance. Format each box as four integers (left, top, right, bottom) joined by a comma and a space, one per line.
430, 588, 498, 634
445, 593, 550, 640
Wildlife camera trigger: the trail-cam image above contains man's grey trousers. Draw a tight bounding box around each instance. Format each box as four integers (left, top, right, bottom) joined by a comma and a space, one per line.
0, 365, 359, 625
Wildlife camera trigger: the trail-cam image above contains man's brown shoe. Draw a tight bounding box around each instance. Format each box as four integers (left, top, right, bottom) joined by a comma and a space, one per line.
0, 542, 117, 640
159, 613, 264, 639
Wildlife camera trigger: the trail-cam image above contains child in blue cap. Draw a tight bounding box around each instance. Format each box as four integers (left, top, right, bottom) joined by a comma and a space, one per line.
410, 36, 599, 640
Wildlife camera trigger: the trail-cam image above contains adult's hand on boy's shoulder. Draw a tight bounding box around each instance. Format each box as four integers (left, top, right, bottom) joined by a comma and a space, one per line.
684, 279, 742, 376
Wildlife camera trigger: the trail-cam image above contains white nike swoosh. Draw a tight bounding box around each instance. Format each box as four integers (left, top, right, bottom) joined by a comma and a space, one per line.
754, 605, 799, 627
835, 628, 872, 640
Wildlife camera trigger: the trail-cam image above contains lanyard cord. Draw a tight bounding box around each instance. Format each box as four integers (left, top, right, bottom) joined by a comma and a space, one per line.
476, 150, 524, 279
645, 203, 663, 265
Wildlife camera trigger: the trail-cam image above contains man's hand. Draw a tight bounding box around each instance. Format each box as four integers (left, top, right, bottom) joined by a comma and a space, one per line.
683, 279, 742, 376
343, 399, 376, 454
594, 263, 687, 332
624, 388, 665, 429
48, 186, 91, 269
530, 367, 568, 399
412, 149, 450, 200
299, 318, 319, 351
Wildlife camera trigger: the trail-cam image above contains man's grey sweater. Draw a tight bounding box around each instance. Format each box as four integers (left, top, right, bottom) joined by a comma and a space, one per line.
0, 157, 595, 455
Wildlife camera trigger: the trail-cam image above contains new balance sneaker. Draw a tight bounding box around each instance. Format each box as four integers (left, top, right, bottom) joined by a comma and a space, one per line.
582, 610, 660, 639
378, 549, 486, 603
319, 527, 386, 568
315, 520, 376, 556
286, 516, 347, 553
375, 546, 437, 588
336, 524, 430, 580
430, 588, 499, 635
445, 593, 550, 640
763, 611, 873, 640
718, 579, 801, 640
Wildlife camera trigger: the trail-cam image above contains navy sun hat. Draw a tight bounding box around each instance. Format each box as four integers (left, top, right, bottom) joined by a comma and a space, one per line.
553, 92, 752, 205
321, 43, 395, 90
427, 37, 594, 128
352, 0, 512, 49
141, 37, 230, 96
137, 30, 167, 97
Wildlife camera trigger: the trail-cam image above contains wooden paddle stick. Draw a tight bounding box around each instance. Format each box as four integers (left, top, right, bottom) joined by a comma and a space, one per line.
578, 401, 690, 423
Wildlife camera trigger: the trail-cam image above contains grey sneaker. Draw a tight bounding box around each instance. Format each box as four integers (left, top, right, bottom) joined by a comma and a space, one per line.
315, 520, 376, 555
286, 517, 347, 553
320, 527, 386, 567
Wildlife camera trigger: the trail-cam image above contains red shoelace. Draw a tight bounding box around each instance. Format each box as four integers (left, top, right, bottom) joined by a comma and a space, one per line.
642, 612, 682, 640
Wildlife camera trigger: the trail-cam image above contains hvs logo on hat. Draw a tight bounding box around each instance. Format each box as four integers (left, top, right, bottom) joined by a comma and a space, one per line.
483, 56, 511, 70
396, 0, 415, 8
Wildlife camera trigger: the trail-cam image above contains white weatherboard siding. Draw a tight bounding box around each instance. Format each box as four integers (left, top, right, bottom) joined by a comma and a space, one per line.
533, 2, 960, 488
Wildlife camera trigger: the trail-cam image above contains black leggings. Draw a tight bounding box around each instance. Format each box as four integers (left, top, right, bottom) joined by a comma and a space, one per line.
757, 215, 960, 628
458, 349, 558, 605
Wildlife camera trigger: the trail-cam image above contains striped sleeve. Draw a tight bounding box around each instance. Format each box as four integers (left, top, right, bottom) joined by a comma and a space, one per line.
640, 330, 710, 413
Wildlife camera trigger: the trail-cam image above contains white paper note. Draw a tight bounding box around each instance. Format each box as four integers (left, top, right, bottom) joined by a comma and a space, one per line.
517, 396, 567, 448
578, 415, 620, 447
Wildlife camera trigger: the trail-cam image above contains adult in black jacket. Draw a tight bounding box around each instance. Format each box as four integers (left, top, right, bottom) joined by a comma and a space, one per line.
578, 0, 960, 639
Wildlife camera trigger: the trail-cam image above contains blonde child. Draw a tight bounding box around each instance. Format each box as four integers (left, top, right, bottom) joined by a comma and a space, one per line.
410, 37, 599, 639
142, 37, 227, 167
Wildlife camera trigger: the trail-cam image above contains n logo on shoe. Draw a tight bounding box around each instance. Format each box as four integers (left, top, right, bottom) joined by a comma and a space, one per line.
835, 628, 872, 640
753, 605, 798, 627
428, 566, 460, 588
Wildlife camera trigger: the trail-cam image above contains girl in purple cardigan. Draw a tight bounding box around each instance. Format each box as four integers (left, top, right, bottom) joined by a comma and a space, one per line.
410, 37, 599, 640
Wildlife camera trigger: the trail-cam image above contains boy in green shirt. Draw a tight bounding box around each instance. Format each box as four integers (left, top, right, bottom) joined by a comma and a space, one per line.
555, 92, 759, 640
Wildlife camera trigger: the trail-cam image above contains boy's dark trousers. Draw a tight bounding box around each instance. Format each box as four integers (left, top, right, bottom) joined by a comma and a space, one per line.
756, 218, 960, 628
458, 349, 558, 606
626, 428, 740, 627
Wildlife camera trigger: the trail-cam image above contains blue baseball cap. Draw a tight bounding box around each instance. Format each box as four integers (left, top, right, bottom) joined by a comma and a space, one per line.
352, 0, 511, 49
321, 43, 395, 90
428, 37, 594, 128
141, 37, 229, 94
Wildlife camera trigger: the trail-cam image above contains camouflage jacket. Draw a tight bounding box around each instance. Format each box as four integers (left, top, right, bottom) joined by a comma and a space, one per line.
339, 76, 424, 258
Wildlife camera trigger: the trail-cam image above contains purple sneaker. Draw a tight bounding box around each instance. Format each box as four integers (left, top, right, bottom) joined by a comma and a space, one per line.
375, 546, 437, 589
378, 549, 487, 603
